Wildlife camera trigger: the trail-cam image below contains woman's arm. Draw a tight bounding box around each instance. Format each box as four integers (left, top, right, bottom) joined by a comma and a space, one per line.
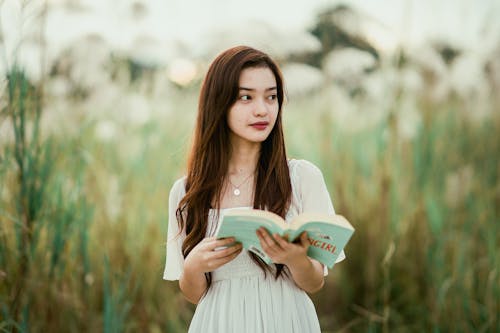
285, 255, 324, 293
179, 237, 242, 303
179, 263, 207, 304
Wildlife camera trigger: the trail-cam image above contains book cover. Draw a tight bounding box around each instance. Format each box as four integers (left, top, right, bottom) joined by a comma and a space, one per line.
216, 209, 354, 268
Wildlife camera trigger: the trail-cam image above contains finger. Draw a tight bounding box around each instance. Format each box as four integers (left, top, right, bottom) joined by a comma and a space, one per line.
257, 228, 276, 249
199, 237, 216, 248
300, 231, 309, 247
273, 233, 289, 249
211, 246, 243, 268
259, 230, 285, 257
212, 242, 243, 258
208, 237, 236, 250
256, 229, 274, 256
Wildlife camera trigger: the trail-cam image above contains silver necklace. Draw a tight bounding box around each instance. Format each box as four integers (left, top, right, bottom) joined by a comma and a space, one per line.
228, 173, 254, 196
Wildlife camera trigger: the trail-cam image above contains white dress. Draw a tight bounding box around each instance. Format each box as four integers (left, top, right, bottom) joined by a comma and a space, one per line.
163, 159, 346, 333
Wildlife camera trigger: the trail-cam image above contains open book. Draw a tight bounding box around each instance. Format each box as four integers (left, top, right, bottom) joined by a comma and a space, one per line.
216, 209, 354, 268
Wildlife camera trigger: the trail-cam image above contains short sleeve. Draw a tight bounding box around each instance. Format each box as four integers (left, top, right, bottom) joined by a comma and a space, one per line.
163, 177, 187, 281
291, 160, 346, 274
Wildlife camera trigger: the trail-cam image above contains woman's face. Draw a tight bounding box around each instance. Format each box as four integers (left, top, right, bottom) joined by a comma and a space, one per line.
227, 66, 279, 147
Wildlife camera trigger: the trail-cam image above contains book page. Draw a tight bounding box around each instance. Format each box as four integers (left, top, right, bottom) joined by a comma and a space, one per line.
291, 213, 354, 230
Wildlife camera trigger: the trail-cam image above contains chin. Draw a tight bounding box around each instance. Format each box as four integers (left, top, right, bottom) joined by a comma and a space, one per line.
233, 130, 272, 145
251, 133, 272, 143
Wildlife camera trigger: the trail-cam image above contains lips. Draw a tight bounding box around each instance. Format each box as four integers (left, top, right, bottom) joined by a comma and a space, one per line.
250, 122, 269, 130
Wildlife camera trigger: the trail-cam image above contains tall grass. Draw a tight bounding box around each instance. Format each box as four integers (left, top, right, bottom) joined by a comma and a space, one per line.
285, 93, 500, 332
1, 71, 499, 332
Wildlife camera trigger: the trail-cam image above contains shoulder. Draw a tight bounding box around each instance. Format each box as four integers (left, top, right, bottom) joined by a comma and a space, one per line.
288, 159, 324, 180
287, 159, 333, 214
169, 176, 187, 201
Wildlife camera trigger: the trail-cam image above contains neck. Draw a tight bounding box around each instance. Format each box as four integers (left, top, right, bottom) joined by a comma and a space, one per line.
228, 141, 260, 176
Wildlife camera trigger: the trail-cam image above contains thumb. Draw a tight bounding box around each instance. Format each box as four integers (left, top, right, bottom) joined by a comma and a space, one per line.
300, 232, 310, 248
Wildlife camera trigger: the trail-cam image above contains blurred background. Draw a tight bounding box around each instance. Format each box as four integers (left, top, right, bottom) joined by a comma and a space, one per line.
1, 0, 499, 332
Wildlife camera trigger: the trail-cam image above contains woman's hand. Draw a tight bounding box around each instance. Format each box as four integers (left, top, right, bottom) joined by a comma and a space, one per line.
180, 237, 241, 303
256, 228, 325, 293
256, 228, 309, 267
183, 237, 243, 275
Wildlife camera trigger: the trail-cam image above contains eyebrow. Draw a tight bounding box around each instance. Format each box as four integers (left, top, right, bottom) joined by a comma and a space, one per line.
239, 86, 277, 92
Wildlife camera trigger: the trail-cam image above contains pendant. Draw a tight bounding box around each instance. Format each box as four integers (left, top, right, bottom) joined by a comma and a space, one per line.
233, 188, 241, 196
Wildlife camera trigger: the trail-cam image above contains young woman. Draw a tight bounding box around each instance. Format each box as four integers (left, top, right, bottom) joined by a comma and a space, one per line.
164, 45, 345, 332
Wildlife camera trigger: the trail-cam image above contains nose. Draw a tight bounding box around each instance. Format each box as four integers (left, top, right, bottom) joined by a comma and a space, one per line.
254, 98, 269, 117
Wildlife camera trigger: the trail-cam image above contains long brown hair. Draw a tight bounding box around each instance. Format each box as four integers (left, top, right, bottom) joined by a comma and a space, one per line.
177, 45, 292, 287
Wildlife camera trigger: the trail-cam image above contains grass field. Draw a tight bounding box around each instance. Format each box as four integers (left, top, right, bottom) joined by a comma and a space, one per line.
1, 68, 499, 332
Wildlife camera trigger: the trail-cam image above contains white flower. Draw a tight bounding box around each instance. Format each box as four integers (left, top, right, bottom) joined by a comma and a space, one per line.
399, 67, 424, 95
95, 120, 117, 142
409, 44, 448, 77
326, 84, 387, 133
326, 5, 399, 55
167, 58, 198, 86
129, 35, 171, 68
449, 52, 488, 99
47, 77, 71, 98
323, 48, 376, 85
396, 97, 422, 141
281, 63, 324, 98
121, 93, 151, 126
447, 51, 495, 121
408, 44, 451, 102
362, 68, 398, 103
201, 20, 321, 60
66, 34, 112, 89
